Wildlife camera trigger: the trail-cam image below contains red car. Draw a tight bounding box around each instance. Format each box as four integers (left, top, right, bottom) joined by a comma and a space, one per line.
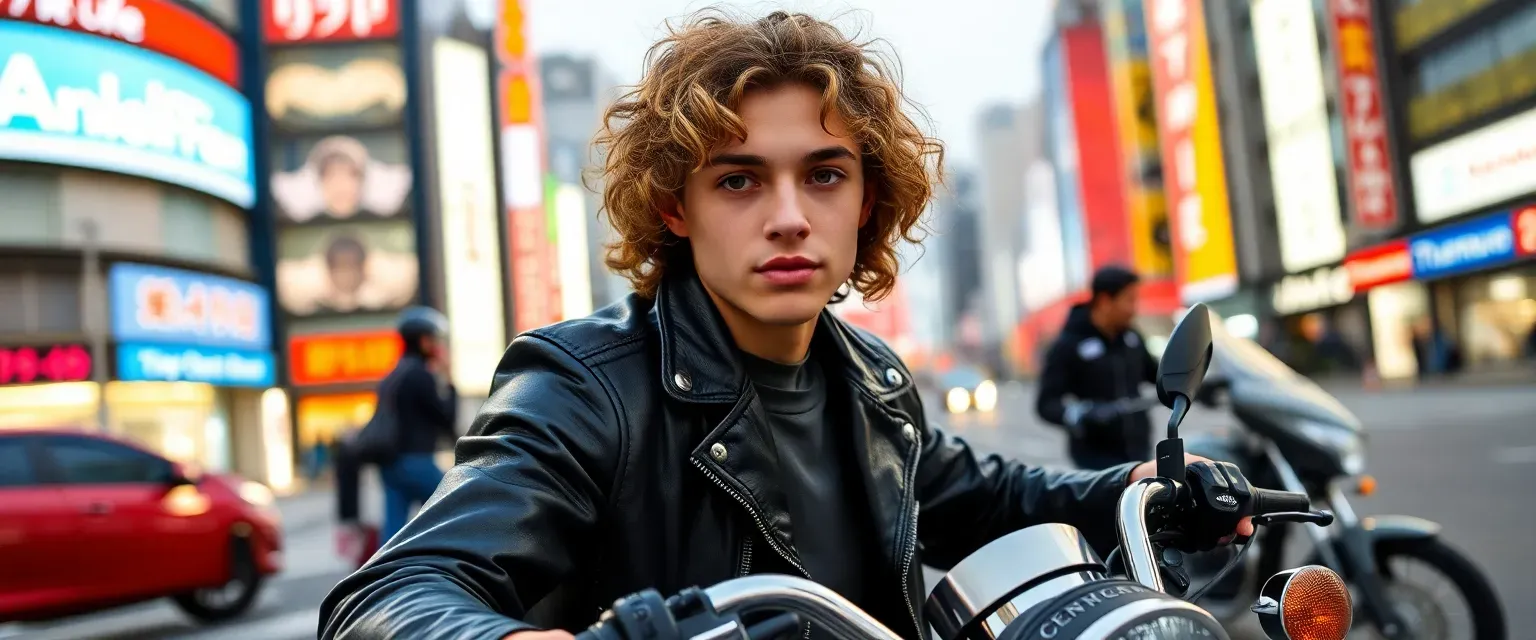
0, 429, 283, 623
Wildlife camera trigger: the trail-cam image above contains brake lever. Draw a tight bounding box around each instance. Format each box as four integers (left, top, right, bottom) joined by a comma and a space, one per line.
1252, 510, 1335, 528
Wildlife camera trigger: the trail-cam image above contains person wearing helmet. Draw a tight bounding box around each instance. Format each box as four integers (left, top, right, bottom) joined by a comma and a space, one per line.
375, 306, 458, 542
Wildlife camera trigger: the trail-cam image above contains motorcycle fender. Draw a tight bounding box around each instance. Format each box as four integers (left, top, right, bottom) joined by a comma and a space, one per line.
1359, 515, 1442, 542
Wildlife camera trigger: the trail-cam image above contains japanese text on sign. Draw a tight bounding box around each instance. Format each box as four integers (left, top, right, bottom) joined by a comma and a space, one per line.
1144, 0, 1237, 301
289, 332, 402, 386
1329, 0, 1398, 229
135, 276, 261, 343
266, 0, 398, 43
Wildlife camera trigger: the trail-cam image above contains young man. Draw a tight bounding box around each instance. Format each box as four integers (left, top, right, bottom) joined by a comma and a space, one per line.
1035, 266, 1160, 470
320, 11, 1245, 640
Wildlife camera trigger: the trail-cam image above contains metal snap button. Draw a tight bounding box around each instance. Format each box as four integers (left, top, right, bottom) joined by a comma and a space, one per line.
885, 368, 903, 386
674, 372, 693, 392
902, 422, 918, 442
710, 442, 728, 462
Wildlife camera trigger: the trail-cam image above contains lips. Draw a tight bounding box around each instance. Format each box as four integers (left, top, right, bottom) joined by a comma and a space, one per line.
756, 256, 820, 287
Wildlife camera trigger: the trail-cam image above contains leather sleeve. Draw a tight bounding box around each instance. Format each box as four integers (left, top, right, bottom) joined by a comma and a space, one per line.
913, 417, 1137, 568
319, 334, 623, 640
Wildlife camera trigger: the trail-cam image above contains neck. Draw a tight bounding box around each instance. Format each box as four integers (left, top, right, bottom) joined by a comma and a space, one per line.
1089, 307, 1123, 338
704, 288, 817, 365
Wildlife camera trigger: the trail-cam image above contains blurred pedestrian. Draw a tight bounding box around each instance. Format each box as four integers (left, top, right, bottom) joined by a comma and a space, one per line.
1035, 266, 1158, 470
1411, 316, 1462, 378
1300, 314, 1362, 376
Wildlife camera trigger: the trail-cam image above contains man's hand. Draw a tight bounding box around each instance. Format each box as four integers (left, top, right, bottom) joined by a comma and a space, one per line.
503, 631, 575, 640
1128, 454, 1255, 539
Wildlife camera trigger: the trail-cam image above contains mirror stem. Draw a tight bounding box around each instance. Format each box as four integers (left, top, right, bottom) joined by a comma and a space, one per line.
1155, 395, 1191, 482
1167, 395, 1189, 441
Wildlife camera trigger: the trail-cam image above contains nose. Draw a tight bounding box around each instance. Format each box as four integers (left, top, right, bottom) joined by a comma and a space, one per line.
764, 181, 811, 240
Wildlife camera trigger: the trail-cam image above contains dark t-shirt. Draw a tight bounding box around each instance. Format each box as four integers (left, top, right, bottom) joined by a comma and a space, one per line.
740, 351, 875, 628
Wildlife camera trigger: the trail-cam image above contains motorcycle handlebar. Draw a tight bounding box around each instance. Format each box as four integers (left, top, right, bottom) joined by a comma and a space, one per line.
1249, 487, 1311, 516
573, 576, 904, 640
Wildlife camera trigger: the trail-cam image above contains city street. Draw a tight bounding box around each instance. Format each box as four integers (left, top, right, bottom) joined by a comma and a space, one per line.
7, 382, 1533, 639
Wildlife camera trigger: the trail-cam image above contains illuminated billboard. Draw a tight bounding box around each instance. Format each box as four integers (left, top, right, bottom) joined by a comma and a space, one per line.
0, 21, 255, 207
433, 37, 507, 396
3, 0, 240, 86
1143, 0, 1238, 302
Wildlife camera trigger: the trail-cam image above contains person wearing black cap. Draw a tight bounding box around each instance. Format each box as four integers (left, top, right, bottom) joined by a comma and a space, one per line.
1035, 266, 1159, 470
363, 306, 459, 543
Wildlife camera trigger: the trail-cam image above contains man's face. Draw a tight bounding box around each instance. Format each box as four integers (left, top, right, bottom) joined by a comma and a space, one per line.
1103, 283, 1140, 332
328, 251, 366, 293
320, 159, 365, 217
667, 82, 872, 327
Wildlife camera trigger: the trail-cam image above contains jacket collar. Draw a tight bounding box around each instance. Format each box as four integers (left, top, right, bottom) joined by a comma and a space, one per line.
654, 269, 915, 404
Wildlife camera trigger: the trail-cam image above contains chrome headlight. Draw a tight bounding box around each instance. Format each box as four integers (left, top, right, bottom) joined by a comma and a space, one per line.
972, 380, 998, 413
1296, 420, 1367, 476
945, 387, 971, 413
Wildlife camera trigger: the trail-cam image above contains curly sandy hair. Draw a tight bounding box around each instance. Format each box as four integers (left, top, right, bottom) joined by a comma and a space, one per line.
593, 8, 944, 301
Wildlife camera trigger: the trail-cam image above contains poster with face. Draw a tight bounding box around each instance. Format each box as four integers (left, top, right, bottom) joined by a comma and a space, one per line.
266, 43, 406, 131
275, 220, 418, 316
270, 133, 413, 223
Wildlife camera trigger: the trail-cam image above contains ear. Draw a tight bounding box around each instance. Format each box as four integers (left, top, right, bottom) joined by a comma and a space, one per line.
660, 197, 690, 238
858, 182, 876, 227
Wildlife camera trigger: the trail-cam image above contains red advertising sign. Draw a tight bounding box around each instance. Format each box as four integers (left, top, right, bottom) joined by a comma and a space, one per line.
1328, 0, 1398, 229
1516, 206, 1536, 257
496, 0, 562, 332
1064, 24, 1134, 274
0, 344, 92, 386
263, 0, 399, 44
1343, 240, 1412, 292
288, 331, 403, 386
1143, 0, 1239, 302
2, 0, 240, 86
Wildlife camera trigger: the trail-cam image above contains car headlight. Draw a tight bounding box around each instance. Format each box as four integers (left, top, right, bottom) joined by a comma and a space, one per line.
945, 387, 971, 414
972, 380, 998, 413
239, 480, 276, 508
1296, 420, 1367, 476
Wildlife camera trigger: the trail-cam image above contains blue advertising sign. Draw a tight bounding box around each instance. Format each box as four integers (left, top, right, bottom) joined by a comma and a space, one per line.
117, 344, 275, 388
1409, 211, 1517, 280
109, 263, 272, 351
0, 21, 255, 207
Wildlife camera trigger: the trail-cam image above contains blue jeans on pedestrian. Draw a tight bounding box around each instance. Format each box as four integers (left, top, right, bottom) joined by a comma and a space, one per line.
380, 453, 446, 543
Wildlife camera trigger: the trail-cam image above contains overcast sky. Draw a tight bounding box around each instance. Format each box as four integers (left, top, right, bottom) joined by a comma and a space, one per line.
525, 0, 1052, 165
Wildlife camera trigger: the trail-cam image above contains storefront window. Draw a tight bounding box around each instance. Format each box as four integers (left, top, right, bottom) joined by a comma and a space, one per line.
1368, 281, 1432, 380
104, 381, 228, 469
0, 382, 99, 431
1455, 265, 1536, 366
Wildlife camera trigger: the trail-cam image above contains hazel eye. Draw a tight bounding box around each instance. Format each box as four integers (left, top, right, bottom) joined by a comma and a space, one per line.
810, 169, 844, 186
719, 175, 755, 191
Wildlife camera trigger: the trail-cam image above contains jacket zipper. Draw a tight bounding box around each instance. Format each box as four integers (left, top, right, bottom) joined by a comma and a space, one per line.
737, 535, 754, 576
895, 434, 924, 640
693, 457, 814, 640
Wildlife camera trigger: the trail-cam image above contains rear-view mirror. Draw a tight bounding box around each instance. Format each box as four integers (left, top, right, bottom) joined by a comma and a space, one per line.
1156, 303, 1214, 410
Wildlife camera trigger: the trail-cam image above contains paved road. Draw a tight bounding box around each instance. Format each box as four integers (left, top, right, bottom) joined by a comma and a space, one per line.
10, 383, 1532, 639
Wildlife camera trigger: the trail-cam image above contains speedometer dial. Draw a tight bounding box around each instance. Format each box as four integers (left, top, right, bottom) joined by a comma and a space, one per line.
1111, 613, 1221, 639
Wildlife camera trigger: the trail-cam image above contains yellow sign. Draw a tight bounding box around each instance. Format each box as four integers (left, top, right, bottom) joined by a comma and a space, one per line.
1103, 0, 1173, 279
1145, 0, 1238, 302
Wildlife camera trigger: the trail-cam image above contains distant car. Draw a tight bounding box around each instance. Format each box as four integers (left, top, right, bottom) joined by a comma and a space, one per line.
939, 367, 998, 414
0, 429, 283, 623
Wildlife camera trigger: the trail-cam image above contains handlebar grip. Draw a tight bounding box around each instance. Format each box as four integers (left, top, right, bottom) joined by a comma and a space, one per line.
1250, 488, 1310, 515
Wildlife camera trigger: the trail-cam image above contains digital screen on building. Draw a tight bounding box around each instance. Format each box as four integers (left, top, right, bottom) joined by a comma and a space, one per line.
0, 343, 92, 386
0, 21, 255, 207
116, 343, 275, 387
287, 330, 403, 386
1, 0, 240, 86
108, 262, 272, 351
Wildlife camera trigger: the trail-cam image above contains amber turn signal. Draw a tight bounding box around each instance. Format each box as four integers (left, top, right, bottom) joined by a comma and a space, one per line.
1251, 565, 1353, 640
1357, 475, 1377, 496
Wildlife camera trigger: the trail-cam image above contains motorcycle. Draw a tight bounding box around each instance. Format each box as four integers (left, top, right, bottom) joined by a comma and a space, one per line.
572, 304, 1355, 640
1181, 312, 1506, 640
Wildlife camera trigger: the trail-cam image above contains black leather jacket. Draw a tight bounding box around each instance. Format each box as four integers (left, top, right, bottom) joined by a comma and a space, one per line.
319, 271, 1138, 640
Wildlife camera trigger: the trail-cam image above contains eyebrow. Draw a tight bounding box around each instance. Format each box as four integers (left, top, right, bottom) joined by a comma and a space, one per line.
706, 145, 857, 167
